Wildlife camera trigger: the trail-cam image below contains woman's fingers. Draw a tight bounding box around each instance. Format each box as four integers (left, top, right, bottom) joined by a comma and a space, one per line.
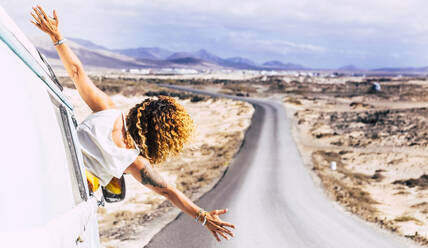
208, 222, 235, 241
31, 11, 47, 30
211, 218, 236, 229
208, 212, 236, 229
32, 6, 42, 18
221, 227, 235, 237
53, 10, 59, 24
216, 229, 230, 240
30, 20, 41, 28
33, 8, 47, 26
37, 5, 49, 21
211, 208, 228, 216
30, 12, 40, 23
210, 230, 221, 242
210, 223, 234, 237
219, 220, 236, 229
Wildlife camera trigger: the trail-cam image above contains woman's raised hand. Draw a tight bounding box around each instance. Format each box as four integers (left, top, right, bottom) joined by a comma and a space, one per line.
203, 209, 236, 242
30, 5, 62, 42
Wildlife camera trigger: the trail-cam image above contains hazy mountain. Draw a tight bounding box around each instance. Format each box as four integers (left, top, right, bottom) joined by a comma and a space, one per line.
262, 60, 286, 67
67, 37, 109, 51
33, 37, 427, 72
167, 57, 205, 65
33, 37, 307, 70
263, 60, 304, 69
338, 64, 361, 71
69, 38, 174, 60
32, 36, 152, 69
219, 57, 258, 69
225, 57, 256, 65
113, 48, 158, 60
193, 49, 224, 64
166, 50, 257, 68
372, 67, 428, 72
166, 52, 194, 60
113, 47, 174, 60
36, 47, 147, 69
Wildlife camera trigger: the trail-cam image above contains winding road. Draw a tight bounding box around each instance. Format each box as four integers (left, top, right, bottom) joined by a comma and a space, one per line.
146, 85, 418, 248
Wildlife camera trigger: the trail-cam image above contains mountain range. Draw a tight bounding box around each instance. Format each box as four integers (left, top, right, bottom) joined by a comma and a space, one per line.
32, 37, 428, 73
32, 36, 305, 71
70, 38, 306, 70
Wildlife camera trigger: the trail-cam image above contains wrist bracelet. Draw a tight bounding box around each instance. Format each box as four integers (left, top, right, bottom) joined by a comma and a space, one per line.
195, 209, 203, 223
54, 38, 65, 46
202, 212, 207, 226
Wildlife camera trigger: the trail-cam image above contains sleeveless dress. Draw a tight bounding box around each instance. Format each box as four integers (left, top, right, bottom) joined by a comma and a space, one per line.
77, 109, 140, 186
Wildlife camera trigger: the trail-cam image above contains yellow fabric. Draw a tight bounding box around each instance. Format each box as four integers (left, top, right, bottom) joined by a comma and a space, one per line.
86, 169, 122, 195
105, 177, 122, 195
85, 169, 100, 193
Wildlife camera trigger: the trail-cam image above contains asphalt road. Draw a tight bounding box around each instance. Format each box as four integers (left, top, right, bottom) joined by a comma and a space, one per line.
146, 85, 418, 248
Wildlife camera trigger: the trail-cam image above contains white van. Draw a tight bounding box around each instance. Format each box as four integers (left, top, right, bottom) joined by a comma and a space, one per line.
0, 6, 101, 248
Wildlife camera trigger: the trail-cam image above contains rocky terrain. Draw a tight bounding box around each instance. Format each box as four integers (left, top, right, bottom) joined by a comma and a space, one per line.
280, 77, 428, 246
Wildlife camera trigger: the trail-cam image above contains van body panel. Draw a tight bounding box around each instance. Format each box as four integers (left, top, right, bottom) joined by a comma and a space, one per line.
0, 5, 100, 247
0, 198, 100, 248
0, 40, 76, 230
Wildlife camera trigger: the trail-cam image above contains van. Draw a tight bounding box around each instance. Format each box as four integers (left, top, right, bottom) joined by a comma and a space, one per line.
0, 6, 101, 248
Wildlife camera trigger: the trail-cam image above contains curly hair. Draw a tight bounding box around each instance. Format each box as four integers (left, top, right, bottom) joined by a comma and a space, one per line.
125, 96, 194, 164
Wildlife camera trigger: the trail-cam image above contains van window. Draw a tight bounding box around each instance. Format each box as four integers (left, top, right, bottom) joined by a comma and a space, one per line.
59, 105, 88, 202
50, 94, 88, 204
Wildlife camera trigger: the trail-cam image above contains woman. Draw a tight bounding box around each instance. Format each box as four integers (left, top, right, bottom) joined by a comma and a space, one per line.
30, 5, 235, 242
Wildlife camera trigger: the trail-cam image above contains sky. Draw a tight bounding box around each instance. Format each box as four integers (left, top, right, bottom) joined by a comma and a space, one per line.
2, 0, 428, 69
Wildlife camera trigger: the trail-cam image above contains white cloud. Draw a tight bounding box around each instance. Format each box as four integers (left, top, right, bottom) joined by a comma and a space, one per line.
2, 0, 427, 68
242, 38, 327, 55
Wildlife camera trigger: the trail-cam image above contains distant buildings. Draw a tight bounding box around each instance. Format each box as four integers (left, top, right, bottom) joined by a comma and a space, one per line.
121, 68, 199, 75
118, 68, 374, 78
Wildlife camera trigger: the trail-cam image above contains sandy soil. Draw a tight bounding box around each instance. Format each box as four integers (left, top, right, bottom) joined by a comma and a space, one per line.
62, 81, 254, 247
279, 77, 428, 246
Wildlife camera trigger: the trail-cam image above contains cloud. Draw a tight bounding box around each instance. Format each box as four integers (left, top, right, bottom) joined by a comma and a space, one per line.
2, 0, 427, 68
226, 31, 326, 55
256, 40, 327, 54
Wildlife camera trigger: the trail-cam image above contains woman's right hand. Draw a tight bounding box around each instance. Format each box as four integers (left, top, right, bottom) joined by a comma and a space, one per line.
30, 5, 62, 43
203, 209, 236, 242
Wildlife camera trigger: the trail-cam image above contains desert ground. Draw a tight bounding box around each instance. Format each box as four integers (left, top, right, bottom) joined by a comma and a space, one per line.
60, 78, 254, 247
62, 73, 428, 247
281, 78, 428, 246
145, 74, 428, 246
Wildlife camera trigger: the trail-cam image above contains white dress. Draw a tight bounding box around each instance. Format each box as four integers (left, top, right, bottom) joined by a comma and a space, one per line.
77, 109, 140, 186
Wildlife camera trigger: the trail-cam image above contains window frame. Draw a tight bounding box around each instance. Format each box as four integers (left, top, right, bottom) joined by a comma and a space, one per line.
59, 105, 88, 202
49, 92, 89, 203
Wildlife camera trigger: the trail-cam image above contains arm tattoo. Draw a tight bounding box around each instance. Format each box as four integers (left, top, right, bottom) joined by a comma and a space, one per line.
139, 163, 167, 188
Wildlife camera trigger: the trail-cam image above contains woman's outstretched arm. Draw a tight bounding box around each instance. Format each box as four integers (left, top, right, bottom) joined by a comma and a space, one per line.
30, 5, 115, 112
126, 156, 236, 242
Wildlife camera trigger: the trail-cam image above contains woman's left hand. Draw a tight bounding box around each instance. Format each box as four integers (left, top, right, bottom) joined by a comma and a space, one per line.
30, 5, 62, 42
204, 209, 236, 242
